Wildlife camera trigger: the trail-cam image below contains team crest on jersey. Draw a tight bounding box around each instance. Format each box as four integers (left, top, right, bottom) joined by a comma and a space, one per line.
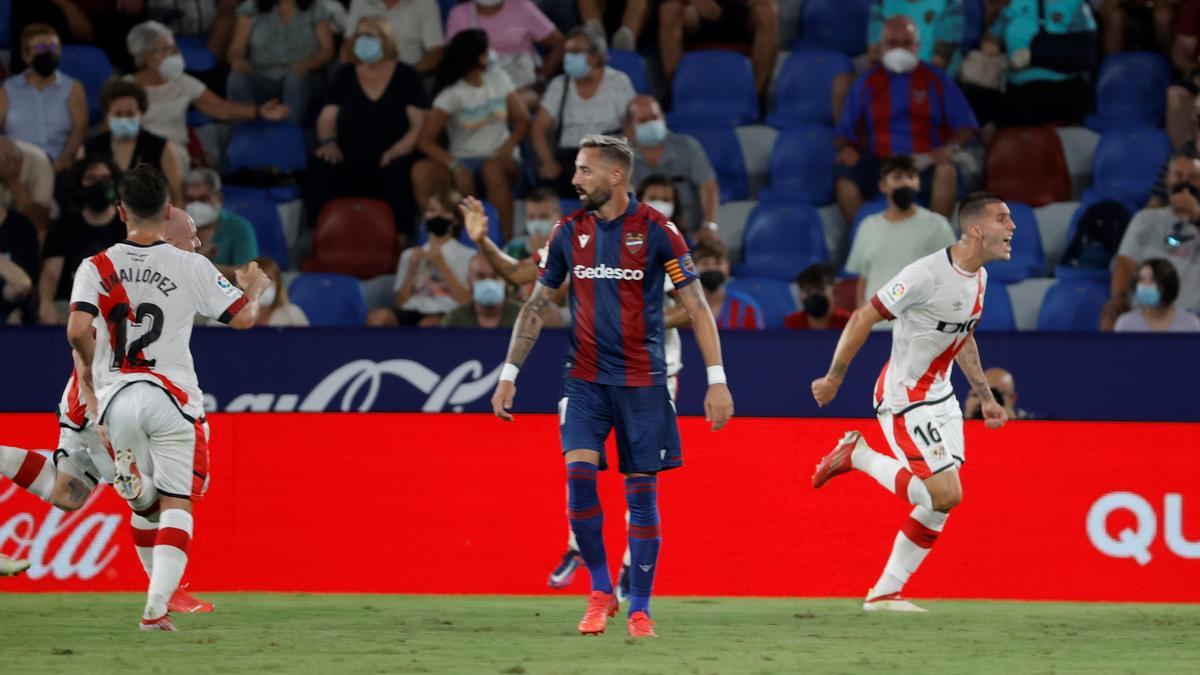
885, 281, 907, 303
577, 234, 591, 248
625, 232, 644, 254
215, 273, 238, 298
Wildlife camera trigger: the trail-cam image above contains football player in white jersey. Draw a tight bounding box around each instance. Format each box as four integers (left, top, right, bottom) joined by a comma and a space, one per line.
809, 192, 1014, 612
66, 166, 270, 630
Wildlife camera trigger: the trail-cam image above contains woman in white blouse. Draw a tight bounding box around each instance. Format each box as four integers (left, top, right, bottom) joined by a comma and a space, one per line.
125, 20, 289, 173
255, 256, 309, 326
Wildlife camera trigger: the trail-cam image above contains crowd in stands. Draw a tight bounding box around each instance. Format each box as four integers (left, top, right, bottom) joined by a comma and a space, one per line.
0, 0, 1197, 335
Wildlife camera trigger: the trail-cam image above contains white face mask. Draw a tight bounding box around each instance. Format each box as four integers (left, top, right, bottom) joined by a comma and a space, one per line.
159, 53, 185, 79
476, 0, 504, 7
646, 200, 674, 219
881, 48, 919, 74
185, 200, 219, 227
260, 283, 277, 307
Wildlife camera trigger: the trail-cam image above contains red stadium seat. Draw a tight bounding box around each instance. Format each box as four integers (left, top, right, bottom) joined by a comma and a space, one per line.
304, 198, 399, 279
983, 127, 1072, 207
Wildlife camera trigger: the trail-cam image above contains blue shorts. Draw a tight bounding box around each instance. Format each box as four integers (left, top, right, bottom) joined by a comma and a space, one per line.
559, 377, 683, 475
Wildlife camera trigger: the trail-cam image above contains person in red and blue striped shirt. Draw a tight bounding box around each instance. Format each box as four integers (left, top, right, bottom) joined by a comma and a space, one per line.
486, 134, 734, 639
835, 15, 978, 223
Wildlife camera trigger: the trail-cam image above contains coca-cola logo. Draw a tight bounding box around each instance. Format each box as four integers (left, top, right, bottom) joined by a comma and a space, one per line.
214, 359, 503, 413
0, 465, 122, 580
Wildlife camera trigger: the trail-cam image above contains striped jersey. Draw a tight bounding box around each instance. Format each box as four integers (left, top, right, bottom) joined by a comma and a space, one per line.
538, 195, 698, 387
69, 240, 247, 420
871, 247, 986, 414
838, 63, 978, 157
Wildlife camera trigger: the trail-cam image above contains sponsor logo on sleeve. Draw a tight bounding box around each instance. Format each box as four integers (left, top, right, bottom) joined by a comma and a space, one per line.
884, 281, 907, 304
215, 273, 239, 298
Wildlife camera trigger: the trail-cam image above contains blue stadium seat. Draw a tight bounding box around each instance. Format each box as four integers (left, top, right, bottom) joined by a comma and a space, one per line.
1085, 127, 1171, 209
1036, 281, 1109, 331
725, 277, 797, 328
58, 45, 113, 123
559, 198, 582, 215
1087, 52, 1172, 131
767, 50, 853, 128
976, 280, 1015, 332
176, 35, 217, 73
684, 127, 750, 201
0, 0, 12, 49
608, 49, 651, 95
417, 200, 503, 249
984, 201, 1044, 283
793, 0, 871, 56
1053, 197, 1119, 281
758, 126, 837, 205
962, 0, 984, 51
288, 274, 368, 326
736, 202, 827, 279
667, 51, 758, 129
225, 122, 307, 201
221, 187, 290, 269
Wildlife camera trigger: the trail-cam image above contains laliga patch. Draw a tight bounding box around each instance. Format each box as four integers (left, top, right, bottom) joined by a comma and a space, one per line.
625, 231, 645, 254
885, 280, 907, 303
215, 273, 239, 298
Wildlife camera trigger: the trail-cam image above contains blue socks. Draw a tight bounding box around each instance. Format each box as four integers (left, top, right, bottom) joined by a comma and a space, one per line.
625, 475, 660, 616
566, 462, 612, 594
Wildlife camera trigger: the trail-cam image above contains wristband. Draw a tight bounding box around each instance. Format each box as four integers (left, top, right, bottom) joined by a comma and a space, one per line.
499, 363, 519, 383
706, 365, 727, 386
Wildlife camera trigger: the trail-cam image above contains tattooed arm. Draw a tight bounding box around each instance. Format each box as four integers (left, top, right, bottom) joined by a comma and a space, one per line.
955, 335, 1007, 429
491, 282, 557, 421
811, 300, 887, 407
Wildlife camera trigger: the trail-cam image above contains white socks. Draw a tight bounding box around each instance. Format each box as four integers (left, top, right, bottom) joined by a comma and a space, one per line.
0, 446, 54, 502
145, 509, 193, 619
851, 442, 933, 510
872, 506, 949, 598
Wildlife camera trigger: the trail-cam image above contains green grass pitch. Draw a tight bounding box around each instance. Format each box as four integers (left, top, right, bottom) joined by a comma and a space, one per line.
1, 594, 1196, 673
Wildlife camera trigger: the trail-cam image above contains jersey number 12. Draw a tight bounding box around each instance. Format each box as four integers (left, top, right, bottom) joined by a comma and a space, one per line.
106, 302, 163, 369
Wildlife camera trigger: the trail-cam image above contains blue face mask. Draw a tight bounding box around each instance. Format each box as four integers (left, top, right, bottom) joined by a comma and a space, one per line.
354, 36, 384, 64
525, 219, 554, 238
563, 52, 590, 80
109, 116, 140, 140
1136, 283, 1161, 307
473, 278, 506, 307
635, 119, 668, 147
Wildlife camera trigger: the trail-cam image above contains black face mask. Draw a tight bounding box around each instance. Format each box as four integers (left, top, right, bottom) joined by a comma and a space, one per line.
891, 186, 917, 211
31, 52, 59, 77
80, 179, 115, 212
425, 217, 453, 238
802, 293, 830, 318
1170, 181, 1200, 200
699, 270, 726, 291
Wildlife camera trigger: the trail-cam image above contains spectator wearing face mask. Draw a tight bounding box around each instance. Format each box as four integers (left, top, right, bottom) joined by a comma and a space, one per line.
442, 253, 524, 327
531, 27, 635, 198
866, 0, 964, 72
253, 256, 309, 326
0, 24, 89, 173
1114, 259, 1200, 333
784, 263, 852, 330
183, 168, 259, 278
836, 16, 978, 223
37, 156, 126, 325
636, 173, 682, 226
845, 155, 956, 311
693, 240, 764, 329
445, 0, 565, 105
964, 367, 1033, 421
368, 186, 475, 327
1103, 173, 1200, 328
505, 187, 561, 261
623, 95, 720, 243
85, 81, 184, 205
1149, 140, 1200, 210
126, 20, 289, 175
343, 0, 445, 74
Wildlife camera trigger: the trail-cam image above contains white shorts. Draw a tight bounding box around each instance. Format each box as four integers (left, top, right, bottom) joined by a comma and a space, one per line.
54, 425, 111, 489
103, 383, 210, 500
877, 396, 965, 479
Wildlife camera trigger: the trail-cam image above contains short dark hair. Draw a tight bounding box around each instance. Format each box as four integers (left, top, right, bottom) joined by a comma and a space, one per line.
957, 191, 1005, 228
100, 80, 149, 114
796, 263, 836, 290
1143, 258, 1180, 306
879, 155, 918, 180
692, 241, 727, 263
118, 164, 170, 222
580, 134, 634, 177
525, 186, 559, 205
